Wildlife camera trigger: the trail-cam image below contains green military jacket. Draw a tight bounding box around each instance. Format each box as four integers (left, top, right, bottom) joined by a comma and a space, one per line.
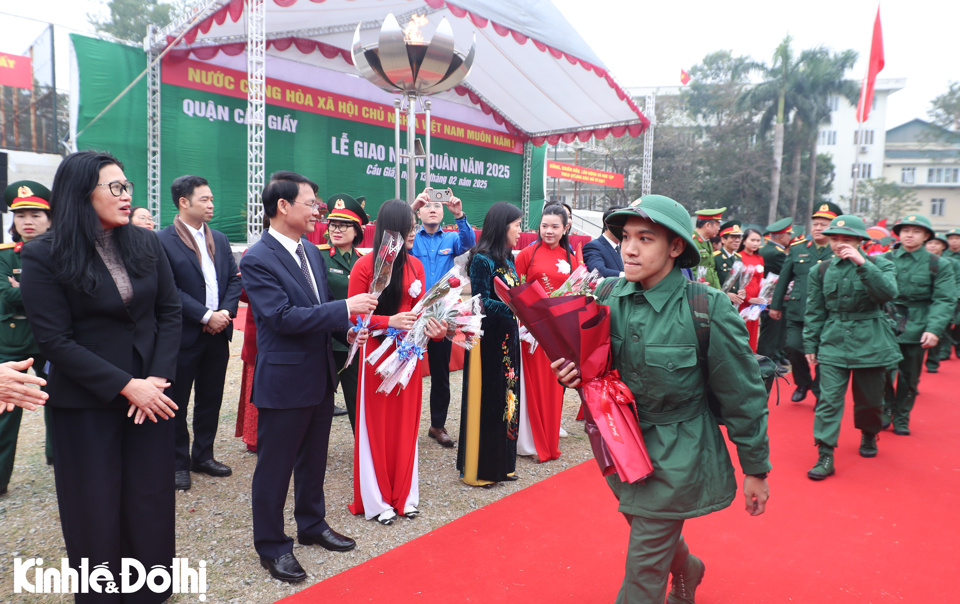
883, 247, 957, 344
758, 239, 788, 277
803, 253, 902, 369
597, 267, 771, 520
943, 249, 960, 263
713, 248, 740, 290
318, 244, 363, 352
691, 232, 720, 289
769, 239, 833, 318
0, 244, 40, 361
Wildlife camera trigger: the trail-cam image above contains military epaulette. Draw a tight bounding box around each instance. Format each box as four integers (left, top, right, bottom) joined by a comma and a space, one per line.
693, 233, 704, 243
316, 244, 331, 251
0, 242, 16, 250
356, 249, 365, 257
712, 250, 722, 256
790, 238, 808, 247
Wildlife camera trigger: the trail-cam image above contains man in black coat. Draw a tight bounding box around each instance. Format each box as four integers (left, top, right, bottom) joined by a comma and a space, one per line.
240, 171, 377, 582
582, 205, 625, 278
159, 175, 242, 491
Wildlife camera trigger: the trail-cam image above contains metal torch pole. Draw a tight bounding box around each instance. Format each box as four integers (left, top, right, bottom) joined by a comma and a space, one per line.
394, 98, 402, 200
425, 99, 432, 189
406, 92, 417, 204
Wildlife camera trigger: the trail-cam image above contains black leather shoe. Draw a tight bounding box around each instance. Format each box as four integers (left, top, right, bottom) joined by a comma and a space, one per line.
333, 405, 349, 417
191, 459, 232, 477
260, 553, 306, 583
791, 386, 808, 403
298, 527, 356, 552
175, 470, 191, 491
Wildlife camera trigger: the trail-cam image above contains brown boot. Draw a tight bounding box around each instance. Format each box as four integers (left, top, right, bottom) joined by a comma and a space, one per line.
428, 426, 455, 447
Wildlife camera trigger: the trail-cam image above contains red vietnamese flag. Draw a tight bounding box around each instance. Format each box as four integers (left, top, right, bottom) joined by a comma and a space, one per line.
856, 7, 884, 123
680, 69, 691, 85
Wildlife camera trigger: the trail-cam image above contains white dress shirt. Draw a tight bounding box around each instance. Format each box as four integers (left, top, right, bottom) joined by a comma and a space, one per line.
268, 226, 321, 301
183, 221, 220, 324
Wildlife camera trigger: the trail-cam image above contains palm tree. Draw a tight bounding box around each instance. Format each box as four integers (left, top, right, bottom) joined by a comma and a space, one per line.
738, 36, 807, 223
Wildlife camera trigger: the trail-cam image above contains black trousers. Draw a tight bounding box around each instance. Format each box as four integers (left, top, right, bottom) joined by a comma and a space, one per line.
50, 406, 175, 604
252, 395, 333, 561
169, 331, 230, 471
427, 337, 453, 429
333, 348, 360, 433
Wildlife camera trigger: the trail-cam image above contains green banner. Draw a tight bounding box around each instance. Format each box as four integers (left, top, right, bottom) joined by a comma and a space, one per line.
73, 35, 533, 242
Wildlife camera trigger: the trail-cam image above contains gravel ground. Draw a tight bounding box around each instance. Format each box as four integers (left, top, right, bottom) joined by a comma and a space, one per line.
0, 329, 593, 603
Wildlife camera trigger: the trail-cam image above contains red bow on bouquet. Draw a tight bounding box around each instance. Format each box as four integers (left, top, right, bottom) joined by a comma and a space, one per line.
494, 278, 653, 484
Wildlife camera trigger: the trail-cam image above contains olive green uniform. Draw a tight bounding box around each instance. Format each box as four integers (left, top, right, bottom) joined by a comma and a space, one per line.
770, 239, 834, 400
691, 233, 721, 289
0, 244, 50, 491
598, 268, 771, 603
713, 248, 740, 290
757, 239, 789, 360
925, 254, 960, 370
803, 252, 902, 449
321, 244, 364, 431
944, 248, 960, 358
883, 247, 957, 432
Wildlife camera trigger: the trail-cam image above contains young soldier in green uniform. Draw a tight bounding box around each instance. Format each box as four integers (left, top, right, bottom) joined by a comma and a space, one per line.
0, 181, 53, 493
768, 202, 841, 405
883, 215, 957, 435
552, 195, 771, 604
757, 217, 793, 364
691, 208, 725, 289
713, 220, 743, 306
320, 194, 369, 430
944, 228, 960, 358
922, 233, 960, 372
802, 215, 901, 480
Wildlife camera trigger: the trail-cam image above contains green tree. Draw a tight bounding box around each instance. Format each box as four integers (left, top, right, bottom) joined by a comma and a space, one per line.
89, 0, 199, 43
842, 178, 920, 225
928, 81, 960, 132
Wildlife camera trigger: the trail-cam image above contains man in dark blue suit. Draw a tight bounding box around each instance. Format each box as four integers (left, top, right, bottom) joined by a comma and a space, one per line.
240, 171, 377, 583
583, 205, 626, 278
159, 175, 242, 491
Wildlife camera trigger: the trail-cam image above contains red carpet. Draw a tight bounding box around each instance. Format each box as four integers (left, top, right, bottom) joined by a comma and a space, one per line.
280, 359, 960, 603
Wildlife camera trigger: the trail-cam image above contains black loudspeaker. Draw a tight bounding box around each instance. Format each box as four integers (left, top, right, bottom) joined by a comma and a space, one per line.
0, 151, 7, 212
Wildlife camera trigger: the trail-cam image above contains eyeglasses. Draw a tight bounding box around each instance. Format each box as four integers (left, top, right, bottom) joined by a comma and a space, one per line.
327, 222, 354, 233
97, 181, 134, 197
289, 199, 325, 212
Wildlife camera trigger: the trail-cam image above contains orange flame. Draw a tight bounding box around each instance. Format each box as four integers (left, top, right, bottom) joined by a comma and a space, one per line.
403, 14, 429, 45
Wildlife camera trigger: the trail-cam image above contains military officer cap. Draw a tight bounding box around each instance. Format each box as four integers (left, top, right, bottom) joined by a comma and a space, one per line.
693, 207, 726, 221
891, 214, 934, 238
4, 180, 51, 211
719, 220, 743, 238
606, 195, 702, 268
326, 193, 369, 226
945, 228, 960, 238
764, 217, 794, 235
823, 214, 871, 240
811, 201, 842, 221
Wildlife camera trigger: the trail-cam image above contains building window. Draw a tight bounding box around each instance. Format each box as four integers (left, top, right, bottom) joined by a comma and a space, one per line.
819, 130, 837, 146
931, 198, 946, 216
852, 163, 872, 178
901, 167, 916, 184
854, 130, 874, 145
828, 96, 839, 111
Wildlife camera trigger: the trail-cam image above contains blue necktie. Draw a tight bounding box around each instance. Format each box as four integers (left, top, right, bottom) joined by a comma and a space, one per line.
295, 243, 316, 295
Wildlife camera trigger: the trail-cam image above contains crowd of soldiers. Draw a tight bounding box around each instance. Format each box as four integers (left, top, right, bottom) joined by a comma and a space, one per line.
688, 202, 959, 480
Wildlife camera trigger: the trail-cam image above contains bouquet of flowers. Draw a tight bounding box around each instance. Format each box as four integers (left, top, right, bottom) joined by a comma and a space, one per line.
342, 230, 403, 369
518, 324, 538, 354
548, 265, 603, 298
739, 273, 779, 322
494, 277, 653, 484
695, 265, 710, 284
720, 260, 745, 292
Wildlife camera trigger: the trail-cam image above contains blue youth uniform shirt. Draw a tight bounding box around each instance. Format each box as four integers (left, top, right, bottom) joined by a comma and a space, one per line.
411, 215, 476, 288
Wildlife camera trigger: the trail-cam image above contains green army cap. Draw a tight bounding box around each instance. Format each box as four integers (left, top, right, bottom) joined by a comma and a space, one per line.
823, 214, 870, 240
945, 228, 960, 237
719, 220, 742, 238
4, 180, 51, 211
879, 236, 894, 246
326, 193, 369, 226
764, 217, 794, 235
929, 232, 949, 246
693, 207, 726, 221
811, 201, 842, 221
606, 195, 702, 268
792, 225, 806, 236
892, 214, 934, 238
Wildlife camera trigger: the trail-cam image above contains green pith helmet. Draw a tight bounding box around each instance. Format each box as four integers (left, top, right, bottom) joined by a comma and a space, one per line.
929, 232, 949, 246
606, 195, 702, 268
764, 216, 794, 235
823, 214, 871, 240
892, 214, 934, 238
945, 228, 960, 238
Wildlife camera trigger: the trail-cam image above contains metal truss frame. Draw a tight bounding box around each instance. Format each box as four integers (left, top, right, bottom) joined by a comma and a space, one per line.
246, 0, 266, 242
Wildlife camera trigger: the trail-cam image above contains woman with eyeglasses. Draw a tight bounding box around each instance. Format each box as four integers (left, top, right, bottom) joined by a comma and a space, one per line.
319, 194, 369, 432
130, 205, 155, 230
347, 199, 447, 526
20, 150, 182, 603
